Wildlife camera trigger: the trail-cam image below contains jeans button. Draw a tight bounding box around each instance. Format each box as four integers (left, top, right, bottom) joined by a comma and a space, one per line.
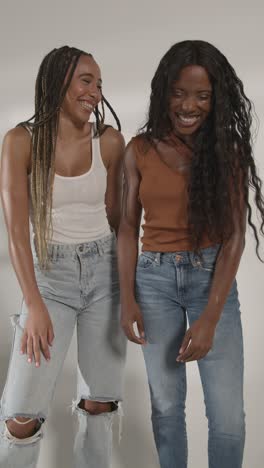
79, 245, 84, 252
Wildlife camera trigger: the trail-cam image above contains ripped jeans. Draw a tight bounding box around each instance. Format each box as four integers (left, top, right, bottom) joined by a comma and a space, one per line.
0, 232, 127, 468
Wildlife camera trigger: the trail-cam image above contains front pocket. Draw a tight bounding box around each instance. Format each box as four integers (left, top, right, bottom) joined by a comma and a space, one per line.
137, 253, 156, 270
200, 263, 214, 272
197, 254, 217, 272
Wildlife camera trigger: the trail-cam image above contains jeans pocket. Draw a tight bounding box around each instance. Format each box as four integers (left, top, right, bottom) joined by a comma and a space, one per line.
193, 246, 220, 272
137, 252, 156, 270
200, 264, 214, 272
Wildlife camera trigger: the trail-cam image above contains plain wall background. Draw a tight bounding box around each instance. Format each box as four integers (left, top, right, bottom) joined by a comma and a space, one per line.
0, 1, 263, 467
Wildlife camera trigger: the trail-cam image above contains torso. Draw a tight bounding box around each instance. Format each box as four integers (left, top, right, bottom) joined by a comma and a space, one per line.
27, 122, 113, 244
52, 122, 114, 178
25, 122, 111, 177
133, 135, 212, 252
154, 138, 192, 174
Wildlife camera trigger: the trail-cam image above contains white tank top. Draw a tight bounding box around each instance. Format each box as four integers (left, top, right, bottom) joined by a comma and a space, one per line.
29, 123, 111, 244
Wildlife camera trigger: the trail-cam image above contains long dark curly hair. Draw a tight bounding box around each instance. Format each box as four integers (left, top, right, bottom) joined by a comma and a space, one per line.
140, 40, 264, 260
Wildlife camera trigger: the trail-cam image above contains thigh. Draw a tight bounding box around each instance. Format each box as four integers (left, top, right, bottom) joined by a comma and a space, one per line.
187, 278, 244, 423
77, 301, 126, 402
136, 257, 187, 412
77, 244, 126, 402
1, 297, 76, 419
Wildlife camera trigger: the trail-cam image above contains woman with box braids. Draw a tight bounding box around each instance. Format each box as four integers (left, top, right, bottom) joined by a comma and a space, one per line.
23, 46, 121, 268
0, 45, 126, 468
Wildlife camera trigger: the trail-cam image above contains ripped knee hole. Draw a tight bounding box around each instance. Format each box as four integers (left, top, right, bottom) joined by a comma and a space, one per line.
5, 417, 42, 440
78, 399, 118, 415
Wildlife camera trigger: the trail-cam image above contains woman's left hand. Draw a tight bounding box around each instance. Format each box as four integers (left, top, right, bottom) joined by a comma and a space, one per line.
176, 315, 216, 363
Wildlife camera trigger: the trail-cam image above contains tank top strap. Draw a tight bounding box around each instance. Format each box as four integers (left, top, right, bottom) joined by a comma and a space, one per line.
91, 122, 106, 171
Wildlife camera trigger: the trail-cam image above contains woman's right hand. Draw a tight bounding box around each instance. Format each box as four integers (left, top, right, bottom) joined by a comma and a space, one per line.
0, 128, 54, 368
20, 299, 54, 367
121, 301, 146, 345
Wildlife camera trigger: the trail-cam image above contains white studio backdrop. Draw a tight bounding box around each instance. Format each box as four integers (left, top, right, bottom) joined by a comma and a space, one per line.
0, 1, 263, 467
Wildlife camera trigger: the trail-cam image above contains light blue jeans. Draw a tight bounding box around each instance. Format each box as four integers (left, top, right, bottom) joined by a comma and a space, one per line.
0, 232, 127, 468
136, 245, 245, 468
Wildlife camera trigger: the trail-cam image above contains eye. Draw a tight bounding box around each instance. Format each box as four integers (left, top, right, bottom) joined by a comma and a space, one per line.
199, 94, 211, 101
82, 79, 91, 84
171, 91, 183, 99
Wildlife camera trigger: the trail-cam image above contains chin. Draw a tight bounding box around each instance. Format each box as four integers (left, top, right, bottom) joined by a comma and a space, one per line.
74, 112, 92, 125
174, 122, 203, 138
174, 126, 197, 139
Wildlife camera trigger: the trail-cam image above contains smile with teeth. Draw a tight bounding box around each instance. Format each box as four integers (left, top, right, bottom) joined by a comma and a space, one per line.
79, 101, 94, 111
177, 114, 200, 126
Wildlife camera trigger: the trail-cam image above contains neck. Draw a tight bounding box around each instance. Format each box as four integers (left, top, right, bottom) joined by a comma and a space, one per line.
171, 131, 194, 148
57, 112, 92, 142
168, 132, 194, 155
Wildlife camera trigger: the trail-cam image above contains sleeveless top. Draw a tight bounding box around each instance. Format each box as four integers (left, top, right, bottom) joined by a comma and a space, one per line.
132, 136, 213, 252
28, 123, 111, 244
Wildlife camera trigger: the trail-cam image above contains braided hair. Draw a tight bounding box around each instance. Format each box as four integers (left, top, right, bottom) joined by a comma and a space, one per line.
18, 46, 121, 269
141, 40, 264, 260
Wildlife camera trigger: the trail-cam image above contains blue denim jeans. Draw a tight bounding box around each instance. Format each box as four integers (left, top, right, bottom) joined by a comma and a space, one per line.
0, 232, 127, 468
136, 245, 245, 468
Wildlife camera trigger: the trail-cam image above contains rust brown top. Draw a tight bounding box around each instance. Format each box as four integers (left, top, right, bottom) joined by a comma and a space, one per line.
132, 136, 213, 252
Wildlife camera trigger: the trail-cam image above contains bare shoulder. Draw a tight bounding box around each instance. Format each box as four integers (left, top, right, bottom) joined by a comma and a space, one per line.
124, 134, 148, 170
3, 125, 31, 148
2, 126, 31, 172
101, 126, 125, 146
100, 126, 125, 168
124, 138, 137, 162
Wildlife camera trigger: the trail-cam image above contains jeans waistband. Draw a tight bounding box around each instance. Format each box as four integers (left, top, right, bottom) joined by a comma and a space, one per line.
142, 244, 221, 266
34, 232, 116, 261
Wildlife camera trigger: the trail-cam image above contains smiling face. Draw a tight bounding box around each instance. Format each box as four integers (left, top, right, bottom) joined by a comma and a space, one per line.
169, 65, 212, 143
61, 54, 102, 124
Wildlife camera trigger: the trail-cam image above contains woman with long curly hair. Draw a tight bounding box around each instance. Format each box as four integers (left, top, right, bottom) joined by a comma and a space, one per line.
0, 46, 126, 468
118, 40, 264, 468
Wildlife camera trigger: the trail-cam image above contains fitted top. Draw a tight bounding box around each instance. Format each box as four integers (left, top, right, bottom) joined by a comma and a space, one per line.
132, 136, 213, 252
28, 123, 111, 244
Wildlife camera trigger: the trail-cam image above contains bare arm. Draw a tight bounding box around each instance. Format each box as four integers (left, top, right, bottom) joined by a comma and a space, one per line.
0, 127, 54, 366
100, 127, 125, 234
117, 141, 145, 344
0, 127, 40, 305
178, 172, 247, 362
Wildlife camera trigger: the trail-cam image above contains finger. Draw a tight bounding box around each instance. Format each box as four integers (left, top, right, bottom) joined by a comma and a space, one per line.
128, 324, 145, 344
178, 343, 196, 362
47, 326, 54, 347
123, 322, 145, 345
40, 335, 51, 361
184, 352, 198, 362
136, 315, 146, 342
27, 336, 33, 363
20, 332, 28, 355
33, 335, 41, 367
196, 353, 205, 361
198, 348, 211, 360
179, 330, 191, 355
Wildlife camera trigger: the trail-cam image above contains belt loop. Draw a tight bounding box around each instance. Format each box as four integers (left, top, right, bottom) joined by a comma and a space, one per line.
154, 252, 161, 265
189, 251, 194, 266
190, 251, 202, 267
96, 240, 104, 256
51, 244, 55, 262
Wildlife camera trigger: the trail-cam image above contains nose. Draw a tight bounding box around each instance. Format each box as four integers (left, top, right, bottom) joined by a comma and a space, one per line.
181, 96, 196, 113
89, 87, 99, 99
89, 83, 101, 102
